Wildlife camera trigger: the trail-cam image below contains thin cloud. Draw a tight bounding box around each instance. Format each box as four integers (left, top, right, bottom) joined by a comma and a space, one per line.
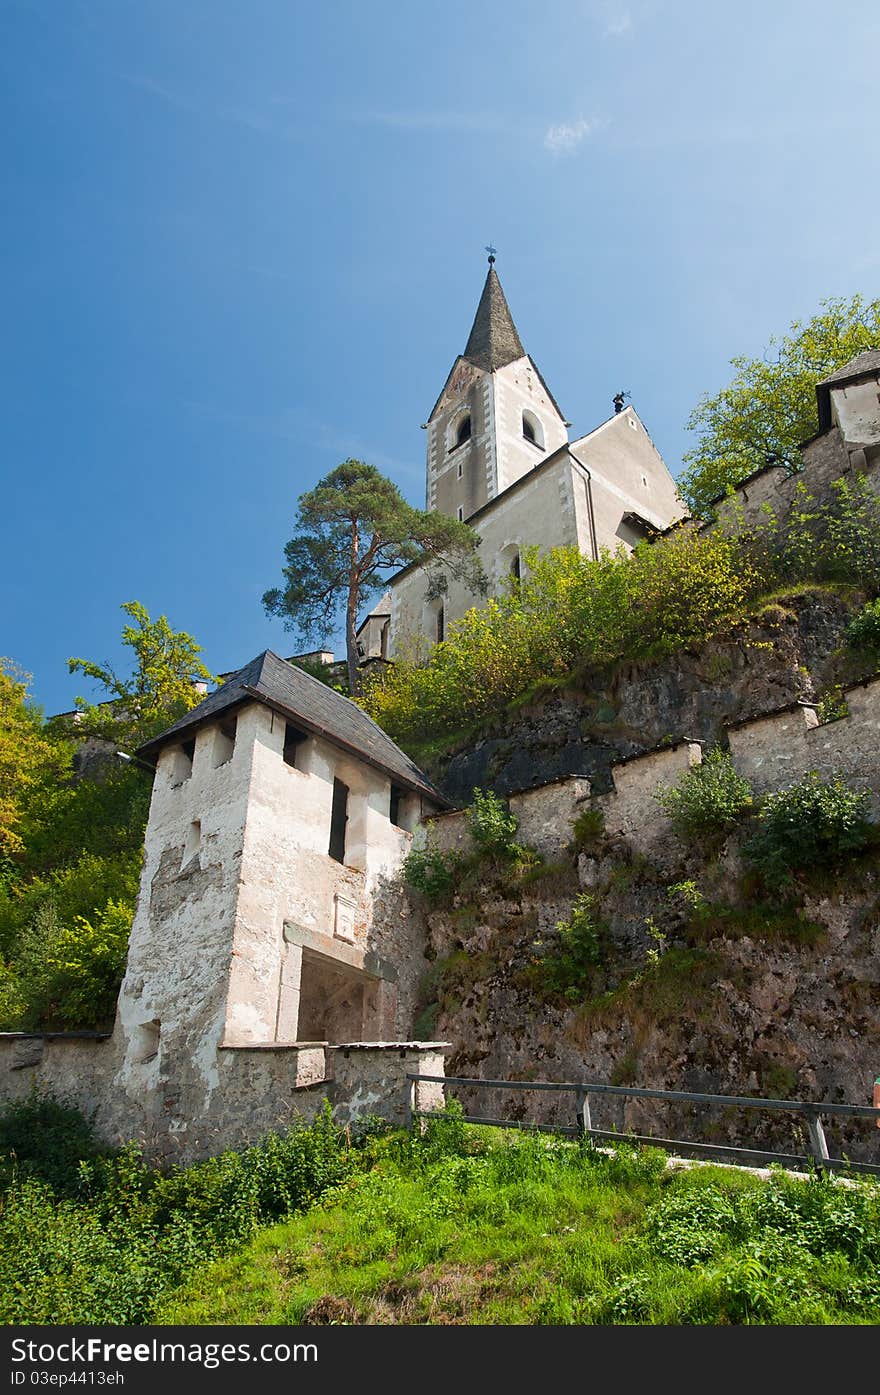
121, 74, 302, 142
544, 117, 605, 156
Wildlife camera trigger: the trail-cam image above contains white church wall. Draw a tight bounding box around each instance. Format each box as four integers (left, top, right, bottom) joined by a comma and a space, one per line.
389, 453, 585, 656
568, 408, 684, 549
492, 356, 569, 493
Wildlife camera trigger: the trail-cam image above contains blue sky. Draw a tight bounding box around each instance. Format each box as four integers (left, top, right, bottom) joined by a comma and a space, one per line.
2, 0, 878, 715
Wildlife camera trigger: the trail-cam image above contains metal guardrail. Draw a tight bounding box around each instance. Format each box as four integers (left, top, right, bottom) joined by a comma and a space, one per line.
405, 1073, 880, 1176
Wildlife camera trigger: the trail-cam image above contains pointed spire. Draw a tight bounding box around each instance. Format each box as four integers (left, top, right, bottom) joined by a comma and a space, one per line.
463, 262, 525, 373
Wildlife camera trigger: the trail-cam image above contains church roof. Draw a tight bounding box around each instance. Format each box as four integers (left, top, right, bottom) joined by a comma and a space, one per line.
815, 347, 880, 431
136, 649, 449, 805
462, 265, 525, 372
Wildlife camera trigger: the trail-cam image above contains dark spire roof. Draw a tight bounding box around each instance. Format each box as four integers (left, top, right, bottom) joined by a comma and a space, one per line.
462, 266, 525, 372
135, 649, 449, 805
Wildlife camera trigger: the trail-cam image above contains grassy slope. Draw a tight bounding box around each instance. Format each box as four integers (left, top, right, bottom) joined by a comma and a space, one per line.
156, 1129, 880, 1326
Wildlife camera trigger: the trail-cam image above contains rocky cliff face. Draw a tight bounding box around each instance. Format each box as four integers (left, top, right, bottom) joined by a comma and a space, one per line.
413, 833, 880, 1164
428, 588, 855, 804
410, 587, 880, 1163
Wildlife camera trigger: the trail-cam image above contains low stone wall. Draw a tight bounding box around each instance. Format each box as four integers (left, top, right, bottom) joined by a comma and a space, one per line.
0, 1032, 448, 1163
422, 776, 591, 860
728, 680, 880, 815
593, 676, 880, 857
599, 743, 701, 850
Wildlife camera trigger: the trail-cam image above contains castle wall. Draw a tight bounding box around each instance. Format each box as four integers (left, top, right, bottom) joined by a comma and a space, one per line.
421, 776, 590, 861
0, 1034, 448, 1163
0, 698, 447, 1161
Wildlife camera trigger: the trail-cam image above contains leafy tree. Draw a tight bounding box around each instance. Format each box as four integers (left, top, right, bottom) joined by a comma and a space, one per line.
680, 294, 880, 518
64, 600, 216, 749
0, 661, 71, 861
262, 460, 486, 695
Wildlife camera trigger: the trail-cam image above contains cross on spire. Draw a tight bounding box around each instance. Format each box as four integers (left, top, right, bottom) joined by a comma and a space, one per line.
485, 244, 497, 264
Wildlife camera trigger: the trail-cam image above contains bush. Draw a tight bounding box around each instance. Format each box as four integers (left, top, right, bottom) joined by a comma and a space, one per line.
571, 806, 605, 847
0, 1096, 355, 1324
466, 788, 520, 859
531, 893, 605, 1000
744, 771, 872, 889
845, 598, 880, 654
402, 846, 460, 903
655, 747, 754, 838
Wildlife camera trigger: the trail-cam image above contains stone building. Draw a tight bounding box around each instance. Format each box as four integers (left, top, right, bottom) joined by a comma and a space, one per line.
0, 651, 450, 1158
359, 257, 684, 658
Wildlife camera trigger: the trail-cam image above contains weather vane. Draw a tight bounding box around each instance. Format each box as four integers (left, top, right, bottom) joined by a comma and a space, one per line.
485, 244, 497, 264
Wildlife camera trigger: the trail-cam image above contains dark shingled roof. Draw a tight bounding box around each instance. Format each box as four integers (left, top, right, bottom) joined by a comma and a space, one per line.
816, 348, 880, 431
463, 266, 525, 372
136, 649, 449, 806
817, 348, 880, 388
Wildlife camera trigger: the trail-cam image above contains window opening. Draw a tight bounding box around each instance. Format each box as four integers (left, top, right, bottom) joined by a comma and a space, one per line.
436, 606, 445, 644
390, 786, 403, 828
329, 778, 349, 863
455, 415, 471, 447
283, 723, 308, 769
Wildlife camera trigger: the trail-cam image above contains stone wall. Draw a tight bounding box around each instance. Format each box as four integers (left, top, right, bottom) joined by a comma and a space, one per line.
430, 588, 855, 805
0, 1032, 448, 1163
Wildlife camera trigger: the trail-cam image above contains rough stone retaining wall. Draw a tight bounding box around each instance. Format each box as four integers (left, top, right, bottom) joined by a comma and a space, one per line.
0, 1033, 448, 1163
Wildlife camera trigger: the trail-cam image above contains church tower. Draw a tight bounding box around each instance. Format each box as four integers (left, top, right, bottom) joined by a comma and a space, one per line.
424, 256, 570, 521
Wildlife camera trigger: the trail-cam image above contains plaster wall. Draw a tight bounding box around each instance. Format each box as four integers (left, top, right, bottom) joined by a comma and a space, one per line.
568, 408, 683, 546
389, 454, 584, 656
491, 356, 568, 493
831, 374, 880, 446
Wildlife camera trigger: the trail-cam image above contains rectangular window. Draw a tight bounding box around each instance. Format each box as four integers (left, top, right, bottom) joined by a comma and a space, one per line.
457, 506, 463, 521
328, 778, 349, 863
436, 606, 445, 644
390, 786, 402, 827
283, 723, 307, 769
457, 461, 463, 479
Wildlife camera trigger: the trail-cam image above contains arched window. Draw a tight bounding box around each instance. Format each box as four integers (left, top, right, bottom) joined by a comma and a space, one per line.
522, 410, 543, 448
456, 414, 471, 447
510, 551, 521, 581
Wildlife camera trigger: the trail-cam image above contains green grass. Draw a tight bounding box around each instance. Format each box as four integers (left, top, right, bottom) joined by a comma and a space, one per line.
156, 1123, 880, 1326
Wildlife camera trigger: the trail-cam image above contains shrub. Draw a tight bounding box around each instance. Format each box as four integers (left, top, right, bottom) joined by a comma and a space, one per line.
845, 597, 880, 654
402, 846, 460, 903
655, 747, 754, 838
744, 771, 872, 889
532, 893, 605, 1000
571, 806, 605, 847
466, 788, 520, 859
0, 1096, 355, 1324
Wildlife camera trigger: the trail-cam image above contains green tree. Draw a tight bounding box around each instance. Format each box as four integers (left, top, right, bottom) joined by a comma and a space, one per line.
262, 459, 486, 695
0, 662, 71, 861
680, 294, 880, 518
64, 600, 216, 749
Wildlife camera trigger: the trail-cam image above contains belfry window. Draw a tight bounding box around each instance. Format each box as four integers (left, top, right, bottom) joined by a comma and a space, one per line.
522, 410, 543, 448
455, 415, 471, 447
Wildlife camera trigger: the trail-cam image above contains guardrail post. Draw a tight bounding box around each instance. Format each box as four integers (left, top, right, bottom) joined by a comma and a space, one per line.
404, 1074, 415, 1131
806, 1111, 830, 1172
575, 1088, 592, 1140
